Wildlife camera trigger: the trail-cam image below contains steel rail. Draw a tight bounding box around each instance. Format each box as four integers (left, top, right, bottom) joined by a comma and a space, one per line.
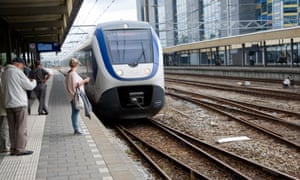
165, 73, 300, 85
166, 92, 300, 149
165, 78, 300, 100
168, 87, 300, 127
217, 96, 300, 120
149, 119, 298, 180
115, 125, 172, 180
116, 125, 210, 180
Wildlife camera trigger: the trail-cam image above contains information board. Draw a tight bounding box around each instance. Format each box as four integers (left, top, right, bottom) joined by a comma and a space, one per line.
36, 43, 60, 52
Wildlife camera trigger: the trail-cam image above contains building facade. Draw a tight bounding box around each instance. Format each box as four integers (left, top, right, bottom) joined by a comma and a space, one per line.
137, 0, 300, 66
137, 0, 257, 47
137, 0, 300, 46
256, 0, 300, 29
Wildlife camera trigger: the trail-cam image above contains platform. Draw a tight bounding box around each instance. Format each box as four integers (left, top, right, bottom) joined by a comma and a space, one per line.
0, 70, 145, 180
165, 66, 300, 82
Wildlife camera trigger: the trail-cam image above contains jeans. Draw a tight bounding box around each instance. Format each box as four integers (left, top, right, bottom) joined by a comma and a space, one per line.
71, 100, 80, 131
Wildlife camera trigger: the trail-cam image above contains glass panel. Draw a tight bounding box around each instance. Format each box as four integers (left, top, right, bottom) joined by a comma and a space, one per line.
104, 29, 153, 65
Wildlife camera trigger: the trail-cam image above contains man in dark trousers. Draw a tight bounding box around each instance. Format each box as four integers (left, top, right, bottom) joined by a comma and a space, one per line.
2, 57, 36, 156
23, 64, 32, 114
29, 60, 51, 115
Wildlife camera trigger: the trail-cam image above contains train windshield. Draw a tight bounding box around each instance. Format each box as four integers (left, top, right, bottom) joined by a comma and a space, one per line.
104, 29, 153, 65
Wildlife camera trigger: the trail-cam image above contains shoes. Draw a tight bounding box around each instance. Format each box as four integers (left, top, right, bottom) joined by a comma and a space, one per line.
0, 149, 10, 153
10, 149, 16, 155
15, 150, 33, 156
74, 130, 83, 135
38, 112, 48, 115
43, 109, 48, 115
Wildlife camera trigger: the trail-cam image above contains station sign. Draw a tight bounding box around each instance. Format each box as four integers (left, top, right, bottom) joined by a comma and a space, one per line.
36, 42, 60, 52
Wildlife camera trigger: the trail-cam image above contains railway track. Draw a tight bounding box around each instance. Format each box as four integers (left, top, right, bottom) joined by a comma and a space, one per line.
165, 77, 300, 101
166, 86, 300, 126
166, 88, 300, 149
115, 119, 297, 179
210, 94, 300, 126
165, 73, 300, 86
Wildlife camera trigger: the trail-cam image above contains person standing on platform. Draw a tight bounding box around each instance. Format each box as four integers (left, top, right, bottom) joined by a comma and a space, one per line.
29, 60, 51, 115
2, 57, 36, 156
24, 64, 32, 115
0, 66, 10, 153
65, 58, 90, 135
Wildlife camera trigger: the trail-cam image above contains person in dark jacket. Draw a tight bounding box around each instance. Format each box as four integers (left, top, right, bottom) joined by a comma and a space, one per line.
29, 60, 51, 115
24, 64, 32, 115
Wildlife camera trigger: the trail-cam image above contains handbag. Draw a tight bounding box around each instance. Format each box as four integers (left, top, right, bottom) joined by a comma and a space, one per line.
74, 88, 84, 110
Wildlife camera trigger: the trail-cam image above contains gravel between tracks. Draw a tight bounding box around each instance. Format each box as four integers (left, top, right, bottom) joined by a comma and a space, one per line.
155, 83, 300, 177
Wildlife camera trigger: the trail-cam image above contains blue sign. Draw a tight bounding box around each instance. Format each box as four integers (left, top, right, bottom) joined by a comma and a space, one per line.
36, 43, 60, 52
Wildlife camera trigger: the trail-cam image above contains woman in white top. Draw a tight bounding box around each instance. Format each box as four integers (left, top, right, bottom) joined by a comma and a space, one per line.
65, 58, 90, 135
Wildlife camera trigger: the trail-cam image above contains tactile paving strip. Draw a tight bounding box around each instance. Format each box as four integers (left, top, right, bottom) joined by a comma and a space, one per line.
80, 118, 114, 180
0, 114, 46, 180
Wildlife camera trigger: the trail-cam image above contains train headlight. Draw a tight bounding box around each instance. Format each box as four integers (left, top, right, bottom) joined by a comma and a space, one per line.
116, 69, 124, 76
144, 68, 151, 75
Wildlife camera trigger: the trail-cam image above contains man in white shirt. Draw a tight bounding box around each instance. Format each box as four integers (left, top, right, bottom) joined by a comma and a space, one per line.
1, 57, 36, 156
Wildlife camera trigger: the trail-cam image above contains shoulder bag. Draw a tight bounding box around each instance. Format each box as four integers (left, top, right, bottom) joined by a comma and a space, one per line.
74, 88, 84, 110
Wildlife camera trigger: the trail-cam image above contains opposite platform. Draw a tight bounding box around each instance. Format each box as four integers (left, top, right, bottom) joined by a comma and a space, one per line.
0, 70, 146, 180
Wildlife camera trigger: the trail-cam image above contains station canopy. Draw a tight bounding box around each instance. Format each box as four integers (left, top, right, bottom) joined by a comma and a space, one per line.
163, 26, 300, 54
0, 0, 83, 45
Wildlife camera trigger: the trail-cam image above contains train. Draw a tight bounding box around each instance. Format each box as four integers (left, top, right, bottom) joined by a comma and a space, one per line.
74, 20, 165, 119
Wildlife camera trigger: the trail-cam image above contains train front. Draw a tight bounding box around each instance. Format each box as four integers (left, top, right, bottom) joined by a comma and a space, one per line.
95, 21, 165, 119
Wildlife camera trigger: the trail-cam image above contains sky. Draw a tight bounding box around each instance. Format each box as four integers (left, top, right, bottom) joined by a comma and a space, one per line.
74, 0, 137, 25
42, 0, 138, 63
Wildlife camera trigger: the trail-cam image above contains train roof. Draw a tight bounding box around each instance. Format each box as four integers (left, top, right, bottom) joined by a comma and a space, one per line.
96, 20, 152, 30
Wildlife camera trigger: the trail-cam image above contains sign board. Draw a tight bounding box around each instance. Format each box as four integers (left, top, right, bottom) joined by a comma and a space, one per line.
36, 42, 60, 52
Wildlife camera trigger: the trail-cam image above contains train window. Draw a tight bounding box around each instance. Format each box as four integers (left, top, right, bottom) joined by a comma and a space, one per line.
104, 29, 153, 65
75, 49, 97, 83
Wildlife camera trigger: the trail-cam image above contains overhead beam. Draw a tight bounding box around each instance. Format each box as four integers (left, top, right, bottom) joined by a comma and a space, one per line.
25, 36, 59, 43
0, 6, 67, 16
0, 0, 84, 45
21, 30, 61, 35
9, 20, 64, 28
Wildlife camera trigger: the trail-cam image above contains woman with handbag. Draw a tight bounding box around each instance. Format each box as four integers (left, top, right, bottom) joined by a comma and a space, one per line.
65, 58, 90, 135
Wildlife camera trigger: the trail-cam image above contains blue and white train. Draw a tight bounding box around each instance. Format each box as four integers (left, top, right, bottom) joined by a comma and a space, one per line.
75, 21, 165, 119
